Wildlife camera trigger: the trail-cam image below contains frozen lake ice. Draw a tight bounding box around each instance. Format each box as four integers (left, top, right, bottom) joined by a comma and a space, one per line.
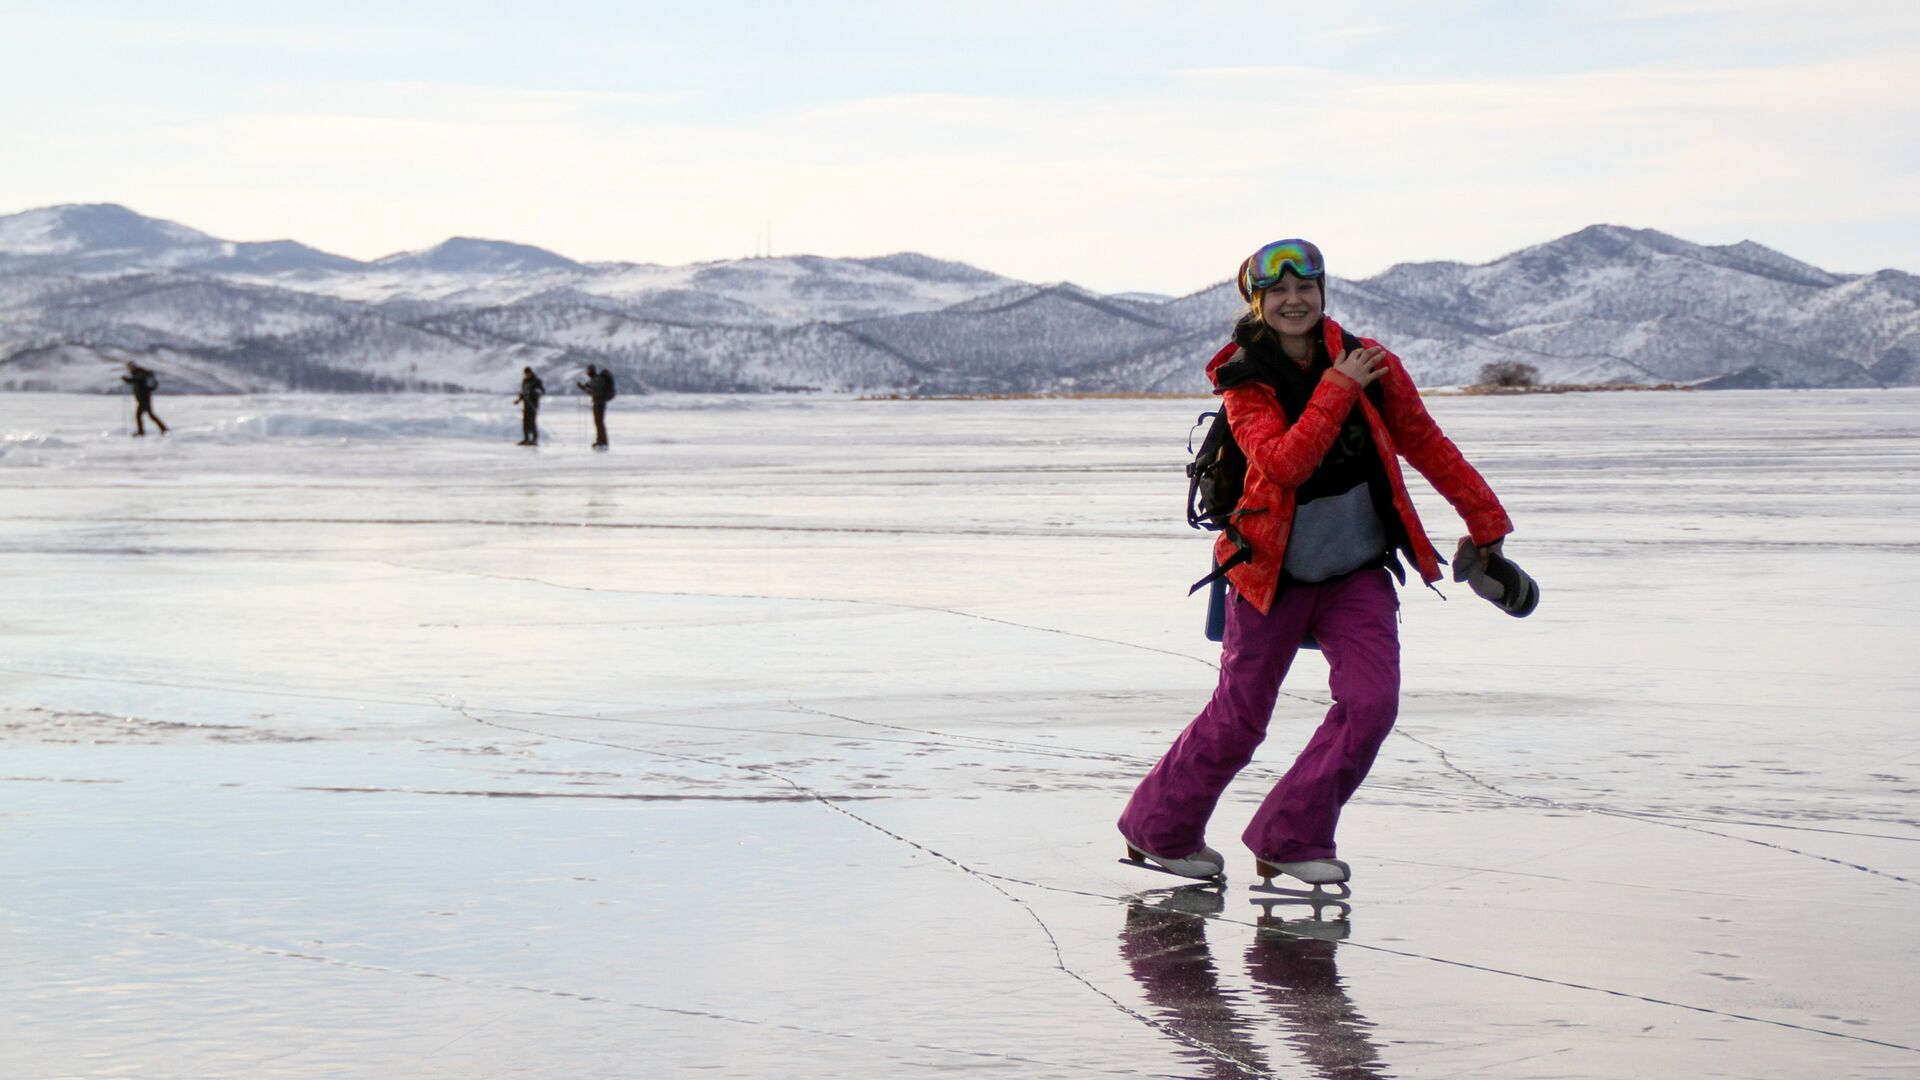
2, 388, 1917, 1078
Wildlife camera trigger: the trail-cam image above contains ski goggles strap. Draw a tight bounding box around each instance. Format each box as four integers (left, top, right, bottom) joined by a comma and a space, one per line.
1238, 239, 1325, 300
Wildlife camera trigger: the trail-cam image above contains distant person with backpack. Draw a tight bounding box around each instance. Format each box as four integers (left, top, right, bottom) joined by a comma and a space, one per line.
515, 366, 545, 446
120, 361, 168, 436
577, 364, 616, 449
1119, 239, 1527, 891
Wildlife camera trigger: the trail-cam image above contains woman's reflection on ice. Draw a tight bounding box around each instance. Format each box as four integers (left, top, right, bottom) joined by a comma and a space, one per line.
1119, 887, 1389, 1080
1120, 887, 1270, 1079
1247, 898, 1389, 1080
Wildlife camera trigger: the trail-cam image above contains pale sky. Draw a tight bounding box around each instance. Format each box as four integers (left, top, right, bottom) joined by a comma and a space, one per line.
3, 1, 1916, 294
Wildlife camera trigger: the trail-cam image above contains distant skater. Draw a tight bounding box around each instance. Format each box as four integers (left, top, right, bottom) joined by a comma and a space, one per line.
121, 361, 168, 436
577, 364, 616, 449
1119, 239, 1525, 890
515, 366, 545, 445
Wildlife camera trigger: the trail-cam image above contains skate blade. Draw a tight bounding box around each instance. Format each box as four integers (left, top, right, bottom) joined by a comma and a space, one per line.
1250, 893, 1351, 918
1249, 880, 1352, 901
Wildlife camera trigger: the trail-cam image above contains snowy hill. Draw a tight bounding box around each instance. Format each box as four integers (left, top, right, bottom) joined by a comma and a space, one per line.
1362, 225, 1913, 388
194, 240, 367, 275
848, 284, 1178, 393
0, 204, 1914, 394
0, 204, 231, 273
373, 237, 588, 275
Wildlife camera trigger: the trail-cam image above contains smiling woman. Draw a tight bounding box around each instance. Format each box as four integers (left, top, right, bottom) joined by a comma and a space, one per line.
1118, 236, 1517, 889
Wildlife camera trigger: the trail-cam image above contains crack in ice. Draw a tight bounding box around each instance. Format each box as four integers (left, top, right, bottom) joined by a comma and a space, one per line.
0, 906, 1145, 1077
1395, 728, 1919, 887
449, 700, 1278, 1077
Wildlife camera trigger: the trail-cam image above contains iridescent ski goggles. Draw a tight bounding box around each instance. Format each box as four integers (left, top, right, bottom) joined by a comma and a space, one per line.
1237, 238, 1325, 301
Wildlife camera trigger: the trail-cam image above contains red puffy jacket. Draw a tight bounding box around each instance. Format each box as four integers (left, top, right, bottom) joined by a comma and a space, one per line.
1210, 316, 1512, 614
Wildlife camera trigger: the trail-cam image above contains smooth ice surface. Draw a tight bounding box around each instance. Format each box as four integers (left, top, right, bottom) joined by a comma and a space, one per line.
3, 388, 1918, 1079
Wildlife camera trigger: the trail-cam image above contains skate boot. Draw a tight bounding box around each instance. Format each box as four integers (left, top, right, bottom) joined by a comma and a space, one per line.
1120, 840, 1226, 881
1252, 857, 1352, 901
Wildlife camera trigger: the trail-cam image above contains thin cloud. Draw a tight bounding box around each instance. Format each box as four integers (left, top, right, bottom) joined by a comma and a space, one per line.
1169, 65, 1335, 83
4, 10, 368, 52
338, 82, 701, 119
167, 48, 1916, 288
3, 6, 1915, 291
1595, 0, 1847, 18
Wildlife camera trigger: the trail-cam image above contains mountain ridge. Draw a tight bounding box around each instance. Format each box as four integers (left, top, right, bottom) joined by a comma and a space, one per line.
1, 203, 1913, 395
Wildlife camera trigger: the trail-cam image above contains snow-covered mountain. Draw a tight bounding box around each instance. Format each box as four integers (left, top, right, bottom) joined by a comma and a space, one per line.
0, 203, 365, 278
1, 204, 1913, 394
372, 237, 589, 276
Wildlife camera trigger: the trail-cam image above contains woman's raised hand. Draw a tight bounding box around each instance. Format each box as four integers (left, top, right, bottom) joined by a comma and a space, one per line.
1331, 345, 1387, 387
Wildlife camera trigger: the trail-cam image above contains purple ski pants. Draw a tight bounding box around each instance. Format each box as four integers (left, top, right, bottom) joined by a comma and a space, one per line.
1118, 567, 1400, 863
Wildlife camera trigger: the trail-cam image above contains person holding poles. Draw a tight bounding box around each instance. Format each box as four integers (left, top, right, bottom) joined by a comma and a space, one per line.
577, 364, 616, 450
515, 366, 545, 446
121, 361, 168, 436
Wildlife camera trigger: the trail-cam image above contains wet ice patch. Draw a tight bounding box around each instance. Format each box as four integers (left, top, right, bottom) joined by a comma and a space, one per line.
0, 707, 319, 745
208, 412, 511, 442
0, 432, 78, 464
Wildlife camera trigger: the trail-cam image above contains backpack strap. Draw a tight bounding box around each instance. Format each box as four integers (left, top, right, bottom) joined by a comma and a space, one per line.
1185, 410, 1229, 530
1186, 326, 1373, 597
1187, 526, 1253, 595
